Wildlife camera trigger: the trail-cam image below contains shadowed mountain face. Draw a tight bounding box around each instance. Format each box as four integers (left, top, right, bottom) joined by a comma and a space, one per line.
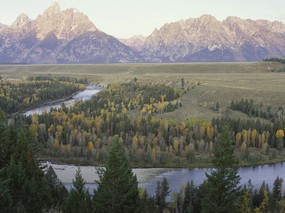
0, 3, 285, 63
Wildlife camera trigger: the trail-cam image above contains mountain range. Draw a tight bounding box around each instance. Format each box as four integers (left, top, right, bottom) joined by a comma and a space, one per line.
0, 2, 285, 64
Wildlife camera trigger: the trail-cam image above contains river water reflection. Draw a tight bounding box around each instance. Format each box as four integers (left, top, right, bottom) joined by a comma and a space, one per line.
52, 162, 285, 198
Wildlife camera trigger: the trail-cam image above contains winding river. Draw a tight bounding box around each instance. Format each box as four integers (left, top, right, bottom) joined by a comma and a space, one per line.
24, 85, 102, 116
25, 86, 285, 198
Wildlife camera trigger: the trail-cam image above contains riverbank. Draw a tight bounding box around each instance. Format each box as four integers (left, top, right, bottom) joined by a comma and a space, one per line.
39, 147, 285, 169
6, 88, 84, 118
49, 160, 285, 197
7, 85, 103, 118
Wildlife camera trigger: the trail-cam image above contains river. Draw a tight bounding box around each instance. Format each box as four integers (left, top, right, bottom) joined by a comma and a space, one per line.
50, 162, 285, 199
24, 85, 102, 116
24, 86, 285, 199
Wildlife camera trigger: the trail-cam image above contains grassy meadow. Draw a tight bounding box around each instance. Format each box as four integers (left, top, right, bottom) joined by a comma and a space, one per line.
1, 61, 285, 122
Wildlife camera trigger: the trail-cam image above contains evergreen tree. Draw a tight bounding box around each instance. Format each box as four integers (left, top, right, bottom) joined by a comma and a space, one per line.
1, 158, 32, 211
195, 182, 207, 213
239, 187, 251, 213
254, 189, 269, 213
202, 124, 241, 213
93, 137, 140, 213
161, 177, 171, 210
139, 189, 159, 213
0, 111, 64, 212
0, 110, 10, 168
253, 181, 269, 208
176, 192, 182, 213
183, 180, 198, 213
155, 177, 171, 212
46, 166, 68, 207
65, 168, 91, 213
181, 78, 185, 89
156, 180, 161, 208
271, 176, 283, 211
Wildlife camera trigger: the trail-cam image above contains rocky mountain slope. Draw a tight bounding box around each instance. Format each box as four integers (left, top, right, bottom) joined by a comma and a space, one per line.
0, 23, 7, 30
0, 2, 140, 63
140, 15, 285, 62
1, 3, 285, 63
120, 35, 146, 52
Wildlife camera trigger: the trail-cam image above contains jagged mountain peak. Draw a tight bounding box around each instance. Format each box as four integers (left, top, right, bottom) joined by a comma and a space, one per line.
11, 13, 32, 28
224, 16, 244, 23
256, 19, 285, 33
0, 3, 140, 64
171, 15, 222, 32
198, 14, 218, 22
44, 2, 61, 15
141, 15, 285, 62
35, 2, 97, 40
1, 7, 285, 63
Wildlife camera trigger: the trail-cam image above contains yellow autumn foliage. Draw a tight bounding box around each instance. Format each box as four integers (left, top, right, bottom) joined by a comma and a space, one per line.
88, 141, 94, 151
276, 129, 284, 138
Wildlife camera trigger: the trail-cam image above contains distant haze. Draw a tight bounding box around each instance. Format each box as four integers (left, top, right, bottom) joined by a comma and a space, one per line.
0, 0, 285, 38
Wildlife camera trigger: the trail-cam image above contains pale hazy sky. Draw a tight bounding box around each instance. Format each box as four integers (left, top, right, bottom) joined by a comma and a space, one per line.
0, 0, 284, 38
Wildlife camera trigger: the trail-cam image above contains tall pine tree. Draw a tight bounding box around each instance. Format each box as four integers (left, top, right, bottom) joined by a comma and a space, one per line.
93, 137, 140, 213
155, 177, 171, 212
183, 180, 198, 213
65, 168, 91, 213
0, 112, 55, 212
271, 176, 283, 212
202, 124, 241, 213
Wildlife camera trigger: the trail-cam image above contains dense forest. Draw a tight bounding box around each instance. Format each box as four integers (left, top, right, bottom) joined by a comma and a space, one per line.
2, 112, 285, 212
6, 81, 284, 167
0, 75, 86, 114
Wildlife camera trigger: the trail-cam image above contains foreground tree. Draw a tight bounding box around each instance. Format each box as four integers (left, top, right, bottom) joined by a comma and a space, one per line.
65, 168, 91, 213
45, 166, 68, 207
270, 176, 283, 212
0, 110, 11, 168
139, 189, 158, 213
239, 187, 251, 213
156, 177, 171, 212
0, 111, 55, 212
93, 136, 140, 212
183, 180, 198, 213
202, 124, 241, 213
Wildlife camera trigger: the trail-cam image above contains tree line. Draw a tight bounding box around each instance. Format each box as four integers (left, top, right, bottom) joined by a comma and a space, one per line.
263, 58, 285, 64
230, 98, 285, 122
0, 75, 86, 114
